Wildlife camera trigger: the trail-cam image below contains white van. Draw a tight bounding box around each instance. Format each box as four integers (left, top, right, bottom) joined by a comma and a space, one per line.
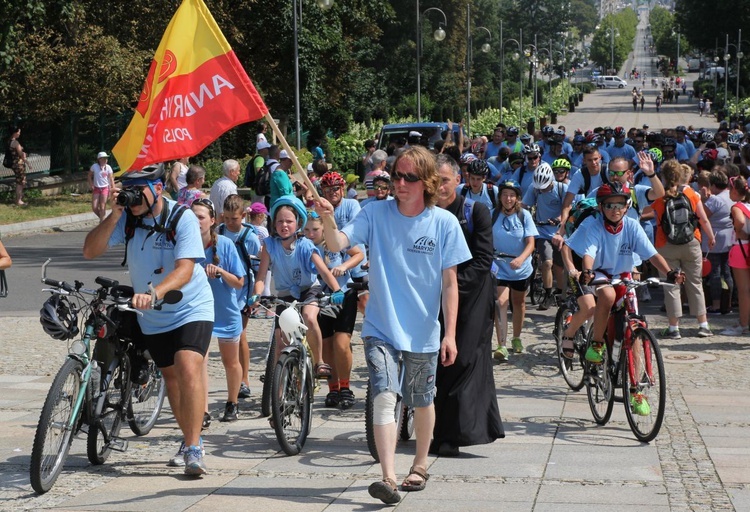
596, 76, 628, 89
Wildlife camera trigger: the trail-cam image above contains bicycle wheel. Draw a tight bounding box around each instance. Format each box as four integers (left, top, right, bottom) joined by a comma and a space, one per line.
585, 341, 615, 425
260, 329, 277, 418
127, 360, 165, 436
399, 404, 415, 441
530, 277, 545, 306
365, 381, 407, 461
271, 351, 310, 455
87, 357, 129, 465
554, 304, 586, 391
622, 327, 666, 443
30, 358, 83, 494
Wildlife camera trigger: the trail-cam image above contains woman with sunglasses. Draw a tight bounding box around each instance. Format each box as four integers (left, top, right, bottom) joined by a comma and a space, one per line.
492, 180, 539, 360
191, 198, 246, 423
651, 160, 715, 339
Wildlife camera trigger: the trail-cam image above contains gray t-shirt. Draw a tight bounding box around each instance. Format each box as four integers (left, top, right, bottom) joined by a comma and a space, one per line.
704, 189, 734, 253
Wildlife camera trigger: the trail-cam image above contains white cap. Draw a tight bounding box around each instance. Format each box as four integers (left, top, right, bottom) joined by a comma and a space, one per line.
97, 151, 108, 159
307, 163, 314, 172
279, 149, 291, 160
257, 141, 271, 151
408, 131, 422, 138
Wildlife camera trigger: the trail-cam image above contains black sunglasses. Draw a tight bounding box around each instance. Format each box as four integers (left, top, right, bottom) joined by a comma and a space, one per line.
392, 171, 421, 183
192, 198, 215, 214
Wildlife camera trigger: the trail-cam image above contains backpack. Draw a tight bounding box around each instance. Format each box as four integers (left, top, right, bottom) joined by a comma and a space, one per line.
3, 144, 14, 169
254, 160, 273, 196
660, 189, 698, 245
121, 197, 188, 267
564, 197, 599, 236
218, 223, 259, 304
581, 165, 609, 196
244, 155, 264, 188
461, 182, 497, 210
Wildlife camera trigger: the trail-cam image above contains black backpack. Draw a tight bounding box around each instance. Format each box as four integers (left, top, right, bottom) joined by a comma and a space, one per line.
581, 164, 610, 196
461, 182, 497, 210
121, 197, 188, 267
254, 160, 273, 196
660, 190, 698, 245
244, 155, 264, 188
3, 144, 14, 169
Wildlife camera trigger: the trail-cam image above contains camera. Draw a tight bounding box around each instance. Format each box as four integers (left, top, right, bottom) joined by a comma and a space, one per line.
116, 187, 144, 207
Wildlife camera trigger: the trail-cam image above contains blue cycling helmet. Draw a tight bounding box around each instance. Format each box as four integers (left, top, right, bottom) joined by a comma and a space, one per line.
270, 195, 309, 231
497, 180, 522, 197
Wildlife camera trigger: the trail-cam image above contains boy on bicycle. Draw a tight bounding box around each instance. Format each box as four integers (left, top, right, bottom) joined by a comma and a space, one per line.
560, 182, 684, 370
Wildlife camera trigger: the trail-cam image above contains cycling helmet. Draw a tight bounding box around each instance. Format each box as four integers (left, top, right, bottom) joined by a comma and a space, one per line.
648, 147, 663, 164
603, 126, 614, 133
728, 132, 743, 146
662, 137, 677, 148
676, 125, 688, 133
519, 133, 532, 143
542, 125, 554, 136
40, 295, 79, 341
468, 159, 490, 177
596, 182, 631, 205
508, 152, 525, 165
702, 131, 715, 142
371, 171, 391, 185
497, 180, 522, 197
585, 133, 602, 145
121, 163, 166, 184
523, 143, 541, 155
701, 148, 718, 161
533, 162, 555, 190
613, 126, 626, 137
506, 126, 520, 136
460, 153, 478, 165
552, 158, 572, 171
573, 134, 586, 144
270, 195, 309, 231
320, 171, 346, 188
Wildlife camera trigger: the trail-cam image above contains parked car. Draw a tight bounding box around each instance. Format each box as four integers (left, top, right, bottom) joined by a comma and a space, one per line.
596, 76, 628, 89
377, 122, 465, 151
687, 58, 700, 72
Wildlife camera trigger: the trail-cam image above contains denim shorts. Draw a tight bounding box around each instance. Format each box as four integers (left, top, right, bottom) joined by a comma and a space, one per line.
363, 337, 438, 408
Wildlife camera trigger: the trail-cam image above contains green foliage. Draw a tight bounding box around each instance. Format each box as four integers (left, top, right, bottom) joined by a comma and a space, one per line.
327, 134, 366, 174
589, 9, 638, 73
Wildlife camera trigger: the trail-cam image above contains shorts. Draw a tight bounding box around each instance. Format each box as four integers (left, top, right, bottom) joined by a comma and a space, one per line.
496, 278, 528, 292
729, 244, 750, 269
93, 186, 110, 196
274, 285, 322, 328
535, 238, 563, 267
142, 321, 213, 368
319, 288, 358, 337
364, 337, 438, 408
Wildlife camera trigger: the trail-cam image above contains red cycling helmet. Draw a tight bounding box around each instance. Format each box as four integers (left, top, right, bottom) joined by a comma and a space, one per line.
320, 171, 346, 188
596, 182, 631, 205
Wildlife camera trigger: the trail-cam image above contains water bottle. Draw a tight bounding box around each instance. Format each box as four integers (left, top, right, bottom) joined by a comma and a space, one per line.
90, 361, 101, 398
611, 338, 622, 364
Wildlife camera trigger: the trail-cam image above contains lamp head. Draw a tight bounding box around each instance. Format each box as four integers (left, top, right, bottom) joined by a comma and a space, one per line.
316, 0, 334, 10
481, 43, 491, 53
434, 27, 446, 41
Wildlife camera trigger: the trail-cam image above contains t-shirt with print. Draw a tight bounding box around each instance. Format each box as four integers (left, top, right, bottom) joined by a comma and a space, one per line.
203, 235, 245, 338
263, 236, 321, 299
341, 200, 471, 353
90, 163, 113, 188
492, 209, 539, 280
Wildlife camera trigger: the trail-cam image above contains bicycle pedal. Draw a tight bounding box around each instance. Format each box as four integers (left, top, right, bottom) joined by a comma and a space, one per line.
259, 374, 265, 383
109, 438, 128, 452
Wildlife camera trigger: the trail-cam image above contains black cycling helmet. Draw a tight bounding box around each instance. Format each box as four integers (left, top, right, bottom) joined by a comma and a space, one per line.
506, 126, 520, 136
40, 295, 79, 341
468, 159, 490, 177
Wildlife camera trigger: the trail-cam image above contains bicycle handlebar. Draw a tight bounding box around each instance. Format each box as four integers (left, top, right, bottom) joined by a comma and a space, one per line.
257, 294, 331, 310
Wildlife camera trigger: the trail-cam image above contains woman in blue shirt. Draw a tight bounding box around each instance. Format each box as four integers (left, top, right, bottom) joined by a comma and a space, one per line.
492, 180, 538, 360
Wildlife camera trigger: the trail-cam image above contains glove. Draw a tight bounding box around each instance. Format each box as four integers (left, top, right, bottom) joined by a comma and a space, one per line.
247, 294, 260, 307
331, 290, 345, 305
578, 270, 594, 286
666, 268, 682, 284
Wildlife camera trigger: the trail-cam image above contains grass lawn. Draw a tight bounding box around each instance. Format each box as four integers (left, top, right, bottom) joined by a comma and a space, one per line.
0, 193, 94, 225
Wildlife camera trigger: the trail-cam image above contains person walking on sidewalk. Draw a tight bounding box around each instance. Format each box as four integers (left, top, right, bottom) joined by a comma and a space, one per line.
315, 146, 471, 505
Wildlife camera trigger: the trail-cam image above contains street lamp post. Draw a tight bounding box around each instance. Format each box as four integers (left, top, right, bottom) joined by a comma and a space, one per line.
606, 25, 620, 75
293, 0, 334, 150
465, 3, 491, 136
737, 29, 744, 107
537, 46, 553, 116
725, 33, 730, 110
501, 30, 523, 126
416, 1, 448, 122
673, 24, 681, 72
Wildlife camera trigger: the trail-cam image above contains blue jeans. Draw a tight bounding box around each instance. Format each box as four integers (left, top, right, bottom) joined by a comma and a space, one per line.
363, 337, 438, 408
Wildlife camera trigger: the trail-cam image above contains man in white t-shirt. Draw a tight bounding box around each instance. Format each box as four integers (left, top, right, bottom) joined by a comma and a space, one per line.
88, 151, 114, 222
315, 146, 471, 505
209, 160, 240, 223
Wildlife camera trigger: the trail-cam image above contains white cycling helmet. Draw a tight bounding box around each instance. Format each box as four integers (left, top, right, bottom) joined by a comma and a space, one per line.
278, 305, 307, 342
533, 162, 555, 190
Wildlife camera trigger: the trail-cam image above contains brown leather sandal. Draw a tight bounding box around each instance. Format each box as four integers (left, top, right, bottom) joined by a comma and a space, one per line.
401, 465, 429, 492
368, 477, 401, 504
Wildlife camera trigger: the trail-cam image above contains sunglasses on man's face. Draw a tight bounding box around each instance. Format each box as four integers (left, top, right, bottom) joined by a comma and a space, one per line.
392, 171, 421, 183
608, 170, 629, 177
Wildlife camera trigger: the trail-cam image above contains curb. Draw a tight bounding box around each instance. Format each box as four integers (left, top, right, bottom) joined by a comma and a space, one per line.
0, 210, 102, 237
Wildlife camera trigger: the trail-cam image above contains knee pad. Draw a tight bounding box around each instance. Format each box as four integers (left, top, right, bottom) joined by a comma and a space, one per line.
372, 390, 397, 426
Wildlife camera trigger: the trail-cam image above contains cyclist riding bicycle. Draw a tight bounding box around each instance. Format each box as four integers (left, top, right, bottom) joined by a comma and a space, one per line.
559, 182, 684, 374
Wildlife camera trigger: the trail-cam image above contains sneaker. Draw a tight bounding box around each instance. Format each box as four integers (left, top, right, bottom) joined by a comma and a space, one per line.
538, 293, 553, 311
511, 337, 523, 354
697, 326, 714, 338
660, 327, 681, 340
324, 390, 340, 407
585, 342, 605, 364
238, 383, 252, 399
493, 346, 509, 361
202, 412, 211, 430
183, 445, 207, 476
630, 393, 651, 416
706, 307, 722, 316
721, 325, 749, 336
168, 438, 204, 467
339, 388, 355, 410
220, 401, 239, 422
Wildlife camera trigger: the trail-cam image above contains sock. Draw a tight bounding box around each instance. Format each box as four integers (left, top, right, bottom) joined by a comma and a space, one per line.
699, 322, 709, 329
544, 288, 552, 296
668, 325, 679, 332
328, 381, 340, 392
339, 379, 350, 390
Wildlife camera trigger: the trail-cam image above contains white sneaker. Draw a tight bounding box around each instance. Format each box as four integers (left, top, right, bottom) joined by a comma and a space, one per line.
721, 325, 749, 336
167, 438, 204, 467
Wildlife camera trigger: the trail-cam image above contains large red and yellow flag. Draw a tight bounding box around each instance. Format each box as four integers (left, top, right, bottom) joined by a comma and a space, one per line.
113, 0, 268, 171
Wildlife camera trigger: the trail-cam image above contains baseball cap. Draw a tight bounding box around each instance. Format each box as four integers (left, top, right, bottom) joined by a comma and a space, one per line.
279, 149, 291, 160
257, 141, 271, 151
249, 202, 268, 214
408, 131, 422, 138
96, 151, 108, 159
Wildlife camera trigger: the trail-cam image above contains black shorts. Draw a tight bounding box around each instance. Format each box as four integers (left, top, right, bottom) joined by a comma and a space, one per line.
275, 285, 322, 328
496, 278, 528, 292
142, 321, 213, 368
318, 289, 358, 337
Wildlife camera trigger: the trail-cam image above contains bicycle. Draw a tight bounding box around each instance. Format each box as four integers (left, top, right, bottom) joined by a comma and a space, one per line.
530, 218, 560, 306
583, 276, 667, 442
256, 294, 332, 456
364, 369, 416, 462
30, 259, 179, 494
553, 275, 588, 391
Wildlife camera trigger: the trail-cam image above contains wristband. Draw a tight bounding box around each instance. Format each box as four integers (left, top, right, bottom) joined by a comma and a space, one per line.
644, 173, 656, 178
